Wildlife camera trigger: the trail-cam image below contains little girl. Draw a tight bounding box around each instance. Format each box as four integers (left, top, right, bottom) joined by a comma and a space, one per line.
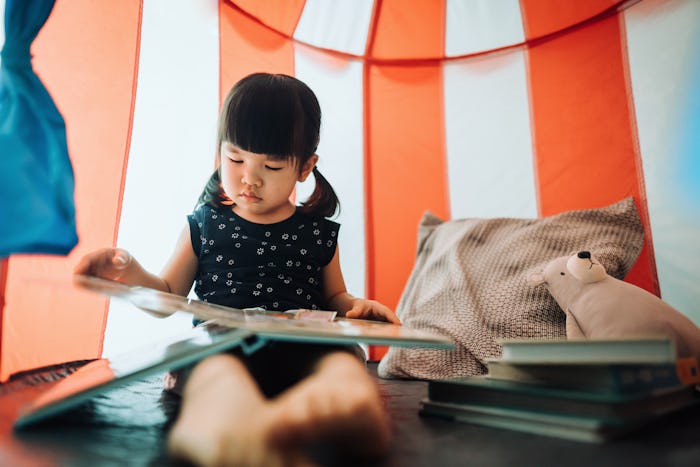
75, 73, 399, 466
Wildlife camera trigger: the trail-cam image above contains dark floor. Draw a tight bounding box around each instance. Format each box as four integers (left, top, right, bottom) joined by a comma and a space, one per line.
1, 361, 700, 467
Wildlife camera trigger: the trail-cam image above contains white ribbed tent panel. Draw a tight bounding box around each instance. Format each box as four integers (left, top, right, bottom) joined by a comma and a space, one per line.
104, 0, 220, 357
624, 0, 700, 321
444, 51, 537, 219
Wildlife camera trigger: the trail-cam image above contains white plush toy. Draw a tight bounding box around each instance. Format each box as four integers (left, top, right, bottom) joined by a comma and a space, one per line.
530, 251, 700, 361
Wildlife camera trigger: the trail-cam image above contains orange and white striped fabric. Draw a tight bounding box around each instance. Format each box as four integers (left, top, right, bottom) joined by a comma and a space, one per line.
1, 0, 698, 379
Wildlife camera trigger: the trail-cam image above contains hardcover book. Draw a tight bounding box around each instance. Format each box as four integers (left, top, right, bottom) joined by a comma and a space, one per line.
14, 276, 453, 429
427, 374, 698, 422
73, 275, 454, 348
419, 399, 652, 443
498, 337, 677, 364
485, 359, 699, 394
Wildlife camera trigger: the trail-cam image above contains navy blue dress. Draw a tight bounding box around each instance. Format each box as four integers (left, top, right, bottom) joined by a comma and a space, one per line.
188, 203, 339, 312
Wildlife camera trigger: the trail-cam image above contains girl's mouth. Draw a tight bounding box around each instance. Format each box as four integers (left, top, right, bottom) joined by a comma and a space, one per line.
240, 192, 261, 201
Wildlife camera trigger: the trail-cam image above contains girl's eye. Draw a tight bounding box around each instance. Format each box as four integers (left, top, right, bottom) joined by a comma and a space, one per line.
228, 158, 243, 164
265, 166, 283, 171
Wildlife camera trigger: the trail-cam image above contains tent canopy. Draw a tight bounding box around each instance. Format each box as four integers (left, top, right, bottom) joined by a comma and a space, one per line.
1, 0, 698, 380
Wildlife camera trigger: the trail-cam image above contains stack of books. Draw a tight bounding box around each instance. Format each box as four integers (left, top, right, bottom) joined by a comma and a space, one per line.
419, 337, 700, 442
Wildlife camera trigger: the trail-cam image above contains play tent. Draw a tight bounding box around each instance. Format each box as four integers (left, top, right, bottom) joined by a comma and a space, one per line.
1, 0, 698, 381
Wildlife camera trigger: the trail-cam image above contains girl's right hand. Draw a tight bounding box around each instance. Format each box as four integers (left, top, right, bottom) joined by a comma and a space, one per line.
73, 248, 133, 281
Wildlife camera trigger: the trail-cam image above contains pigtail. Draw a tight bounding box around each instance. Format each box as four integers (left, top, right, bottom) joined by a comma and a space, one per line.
196, 168, 229, 208
300, 167, 339, 218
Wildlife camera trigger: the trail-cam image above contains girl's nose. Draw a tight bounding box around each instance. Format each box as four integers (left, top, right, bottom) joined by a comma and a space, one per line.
241, 169, 262, 187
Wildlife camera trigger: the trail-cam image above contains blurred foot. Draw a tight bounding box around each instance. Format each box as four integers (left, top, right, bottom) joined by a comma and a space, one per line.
269, 352, 392, 459
167, 354, 314, 467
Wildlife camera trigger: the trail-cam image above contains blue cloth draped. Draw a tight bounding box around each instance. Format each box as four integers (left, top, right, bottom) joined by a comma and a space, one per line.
0, 0, 78, 258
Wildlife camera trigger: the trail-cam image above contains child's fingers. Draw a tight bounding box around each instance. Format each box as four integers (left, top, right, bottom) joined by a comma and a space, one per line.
383, 310, 402, 325
344, 307, 362, 319
73, 254, 94, 275
345, 305, 370, 320
74, 248, 131, 280
374, 305, 401, 324
112, 249, 131, 269
105, 249, 132, 280
346, 303, 401, 324
73, 250, 110, 276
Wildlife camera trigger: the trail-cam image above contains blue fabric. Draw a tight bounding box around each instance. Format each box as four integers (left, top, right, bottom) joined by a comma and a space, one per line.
0, 0, 77, 258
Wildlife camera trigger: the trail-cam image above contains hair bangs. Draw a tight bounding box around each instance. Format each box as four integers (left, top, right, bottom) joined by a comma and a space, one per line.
222, 76, 312, 163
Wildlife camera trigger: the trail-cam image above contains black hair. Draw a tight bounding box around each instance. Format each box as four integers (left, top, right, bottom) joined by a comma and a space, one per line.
197, 73, 339, 218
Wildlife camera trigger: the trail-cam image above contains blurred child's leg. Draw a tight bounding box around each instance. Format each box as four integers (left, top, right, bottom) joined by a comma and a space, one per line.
269, 351, 392, 459
167, 353, 312, 467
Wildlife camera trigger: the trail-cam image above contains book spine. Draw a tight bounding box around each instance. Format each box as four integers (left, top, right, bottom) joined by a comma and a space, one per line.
608, 365, 680, 393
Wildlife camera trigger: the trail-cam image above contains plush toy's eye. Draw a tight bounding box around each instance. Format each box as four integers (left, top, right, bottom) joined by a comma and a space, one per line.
560, 272, 565, 276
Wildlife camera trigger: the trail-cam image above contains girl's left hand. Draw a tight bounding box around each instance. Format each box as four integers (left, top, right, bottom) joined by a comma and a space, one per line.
345, 299, 401, 324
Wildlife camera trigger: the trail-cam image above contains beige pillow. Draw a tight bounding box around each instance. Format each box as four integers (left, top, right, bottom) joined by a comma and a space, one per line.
377, 197, 645, 380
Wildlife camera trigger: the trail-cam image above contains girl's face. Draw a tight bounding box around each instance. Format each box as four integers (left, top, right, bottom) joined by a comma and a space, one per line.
219, 142, 316, 224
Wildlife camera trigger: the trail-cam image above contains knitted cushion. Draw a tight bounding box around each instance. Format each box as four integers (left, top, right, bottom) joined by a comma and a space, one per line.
377, 197, 645, 380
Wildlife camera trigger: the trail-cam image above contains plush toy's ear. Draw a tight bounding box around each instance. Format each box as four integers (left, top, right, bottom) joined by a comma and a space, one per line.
528, 272, 545, 286
566, 251, 607, 284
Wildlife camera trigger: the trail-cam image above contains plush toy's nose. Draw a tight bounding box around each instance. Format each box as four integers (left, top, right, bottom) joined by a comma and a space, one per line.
567, 251, 607, 283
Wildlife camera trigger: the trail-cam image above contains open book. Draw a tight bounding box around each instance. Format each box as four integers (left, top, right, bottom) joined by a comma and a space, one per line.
73, 275, 453, 348
14, 276, 453, 429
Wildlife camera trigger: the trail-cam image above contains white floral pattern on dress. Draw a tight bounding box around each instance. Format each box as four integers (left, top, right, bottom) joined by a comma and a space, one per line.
187, 204, 339, 313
